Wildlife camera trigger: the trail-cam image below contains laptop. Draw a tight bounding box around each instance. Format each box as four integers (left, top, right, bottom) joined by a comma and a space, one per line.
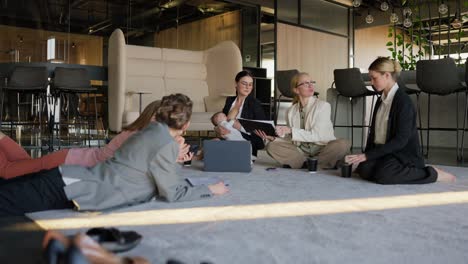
203, 140, 252, 172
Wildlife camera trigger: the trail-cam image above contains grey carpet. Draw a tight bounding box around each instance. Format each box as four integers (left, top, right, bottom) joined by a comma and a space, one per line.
27, 152, 468, 264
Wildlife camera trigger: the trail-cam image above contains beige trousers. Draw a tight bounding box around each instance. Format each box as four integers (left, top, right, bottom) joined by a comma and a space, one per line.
266, 138, 351, 169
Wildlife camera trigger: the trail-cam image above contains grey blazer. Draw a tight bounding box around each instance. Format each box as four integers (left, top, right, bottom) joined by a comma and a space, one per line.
61, 122, 212, 211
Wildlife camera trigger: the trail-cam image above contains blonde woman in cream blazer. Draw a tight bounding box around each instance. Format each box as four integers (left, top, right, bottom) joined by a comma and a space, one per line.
257, 72, 350, 169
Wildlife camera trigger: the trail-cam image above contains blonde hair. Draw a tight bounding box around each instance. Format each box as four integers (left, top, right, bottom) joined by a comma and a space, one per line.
156, 93, 193, 130
123, 100, 161, 131
290, 72, 310, 104
368, 57, 402, 80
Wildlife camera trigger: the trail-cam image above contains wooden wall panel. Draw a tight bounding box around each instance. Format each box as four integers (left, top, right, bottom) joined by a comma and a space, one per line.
154, 11, 241, 50
277, 23, 348, 99
355, 25, 420, 71
354, 25, 392, 71
0, 25, 103, 66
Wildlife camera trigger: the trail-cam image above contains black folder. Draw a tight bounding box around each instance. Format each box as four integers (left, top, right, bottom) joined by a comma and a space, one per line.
238, 118, 277, 137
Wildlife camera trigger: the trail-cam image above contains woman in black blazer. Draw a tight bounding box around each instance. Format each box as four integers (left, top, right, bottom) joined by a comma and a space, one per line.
346, 57, 455, 184
216, 70, 267, 157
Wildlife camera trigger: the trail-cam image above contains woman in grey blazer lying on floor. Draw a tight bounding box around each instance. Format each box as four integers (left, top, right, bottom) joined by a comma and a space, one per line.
0, 94, 229, 216
345, 57, 455, 184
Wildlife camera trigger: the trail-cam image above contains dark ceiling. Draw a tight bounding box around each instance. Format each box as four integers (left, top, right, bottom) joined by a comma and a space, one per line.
0, 0, 241, 38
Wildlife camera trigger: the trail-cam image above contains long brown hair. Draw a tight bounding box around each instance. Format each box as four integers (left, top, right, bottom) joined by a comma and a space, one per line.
290, 72, 310, 104
156, 93, 193, 130
123, 100, 161, 131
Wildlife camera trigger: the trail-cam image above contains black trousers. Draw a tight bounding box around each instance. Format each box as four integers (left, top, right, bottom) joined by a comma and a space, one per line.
357, 156, 437, 185
241, 132, 264, 157
0, 168, 73, 217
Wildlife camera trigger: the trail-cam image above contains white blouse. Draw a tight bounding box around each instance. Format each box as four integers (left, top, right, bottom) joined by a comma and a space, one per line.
374, 83, 399, 144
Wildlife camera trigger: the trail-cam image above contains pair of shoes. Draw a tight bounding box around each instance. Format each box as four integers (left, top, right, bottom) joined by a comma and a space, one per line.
44, 238, 89, 264
86, 227, 142, 253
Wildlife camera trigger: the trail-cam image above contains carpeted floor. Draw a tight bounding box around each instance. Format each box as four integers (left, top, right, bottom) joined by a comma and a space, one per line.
26, 152, 468, 264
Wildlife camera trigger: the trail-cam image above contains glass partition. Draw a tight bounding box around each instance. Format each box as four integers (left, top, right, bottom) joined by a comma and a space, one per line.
0, 0, 244, 66
301, 0, 348, 36
277, 0, 298, 24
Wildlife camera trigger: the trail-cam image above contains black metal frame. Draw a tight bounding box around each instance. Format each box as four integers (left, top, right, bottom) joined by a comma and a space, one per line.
333, 90, 377, 152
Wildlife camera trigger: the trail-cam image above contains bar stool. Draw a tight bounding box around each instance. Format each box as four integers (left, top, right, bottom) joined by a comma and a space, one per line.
51, 67, 99, 149
398, 72, 424, 155
416, 58, 467, 159
333, 68, 379, 151
459, 58, 468, 160
0, 66, 49, 141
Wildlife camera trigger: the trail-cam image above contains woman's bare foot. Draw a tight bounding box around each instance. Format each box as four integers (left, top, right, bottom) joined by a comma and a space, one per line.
434, 166, 456, 183
0, 131, 5, 140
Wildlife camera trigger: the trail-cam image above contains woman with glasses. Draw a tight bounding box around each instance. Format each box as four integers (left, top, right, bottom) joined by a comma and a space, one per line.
215, 70, 267, 157
256, 72, 350, 169
345, 57, 455, 184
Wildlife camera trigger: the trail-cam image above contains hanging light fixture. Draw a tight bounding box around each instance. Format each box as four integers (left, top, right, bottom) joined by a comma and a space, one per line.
352, 0, 362, 8
438, 1, 448, 15
404, 17, 413, 27
380, 1, 389, 11
390, 9, 399, 23
403, 7, 412, 17
451, 0, 463, 29
451, 17, 462, 29
366, 9, 374, 24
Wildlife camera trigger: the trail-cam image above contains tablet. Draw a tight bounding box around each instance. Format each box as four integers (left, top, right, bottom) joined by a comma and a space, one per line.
238, 118, 276, 137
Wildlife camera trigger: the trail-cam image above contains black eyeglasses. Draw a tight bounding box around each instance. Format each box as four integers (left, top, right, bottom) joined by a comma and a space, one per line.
296, 81, 316, 88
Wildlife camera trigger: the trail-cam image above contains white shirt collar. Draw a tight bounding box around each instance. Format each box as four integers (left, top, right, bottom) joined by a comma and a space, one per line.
381, 83, 399, 105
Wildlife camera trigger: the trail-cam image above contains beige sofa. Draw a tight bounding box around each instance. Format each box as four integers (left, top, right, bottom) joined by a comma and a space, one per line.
108, 28, 242, 132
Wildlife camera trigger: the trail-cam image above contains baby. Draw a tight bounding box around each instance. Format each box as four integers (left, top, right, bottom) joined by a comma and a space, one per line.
210, 112, 246, 141
210, 112, 256, 162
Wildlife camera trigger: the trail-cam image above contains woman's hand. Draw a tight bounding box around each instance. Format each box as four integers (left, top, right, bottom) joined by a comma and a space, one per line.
175, 136, 191, 162
232, 119, 242, 130
254, 129, 275, 142
275, 126, 291, 137
214, 125, 230, 138
176, 143, 190, 163
178, 151, 194, 163
208, 182, 229, 195
174, 135, 185, 144
345, 154, 367, 165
